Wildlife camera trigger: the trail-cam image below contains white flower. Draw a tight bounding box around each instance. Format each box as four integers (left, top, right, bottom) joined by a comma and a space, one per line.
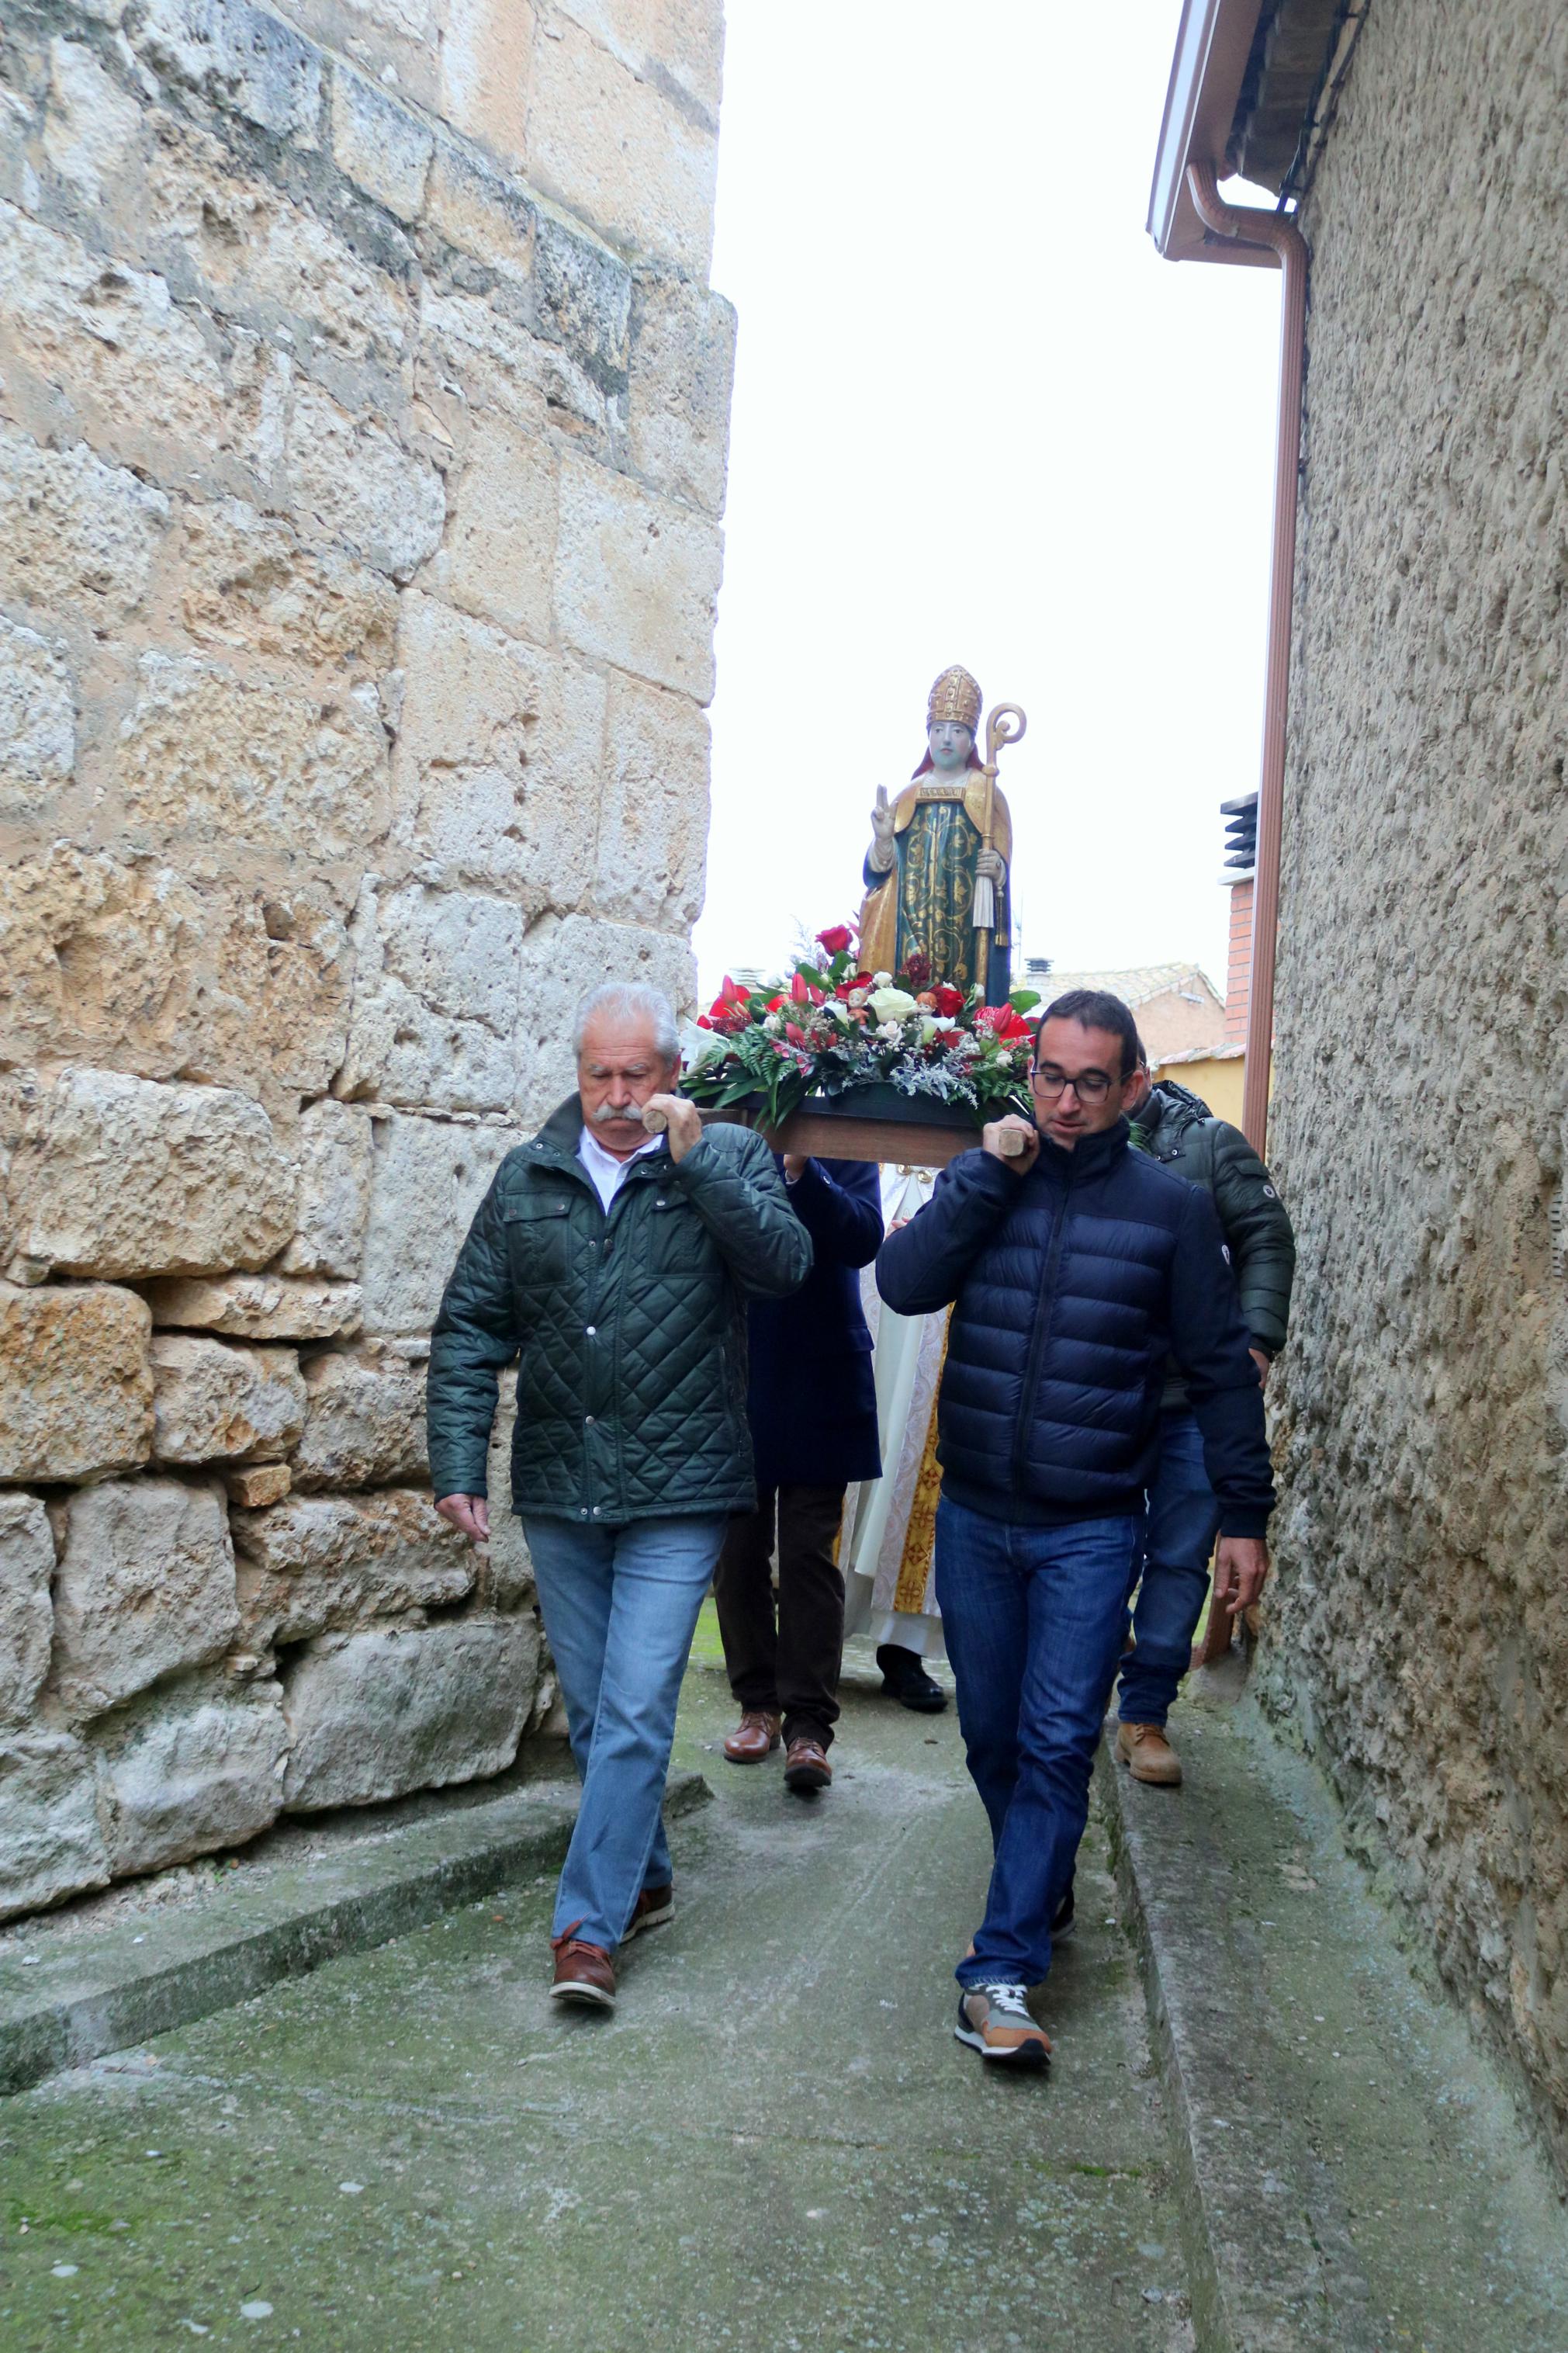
868, 985, 918, 1023
871, 971, 893, 988
875, 1019, 905, 1041
681, 1023, 727, 1069
762, 1012, 784, 1035
825, 1000, 853, 1025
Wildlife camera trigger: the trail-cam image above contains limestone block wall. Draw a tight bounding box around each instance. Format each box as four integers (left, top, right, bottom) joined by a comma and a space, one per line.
0, 0, 730, 1915
1255, 0, 1568, 2165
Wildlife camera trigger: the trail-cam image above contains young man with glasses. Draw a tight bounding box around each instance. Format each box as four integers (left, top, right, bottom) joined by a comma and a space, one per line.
876, 989, 1274, 2068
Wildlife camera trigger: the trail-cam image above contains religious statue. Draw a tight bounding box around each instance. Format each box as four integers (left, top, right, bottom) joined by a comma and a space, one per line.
857, 664, 1024, 1004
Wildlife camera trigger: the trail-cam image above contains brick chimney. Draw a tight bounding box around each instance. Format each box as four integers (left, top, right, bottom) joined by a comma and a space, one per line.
1220, 792, 1258, 1043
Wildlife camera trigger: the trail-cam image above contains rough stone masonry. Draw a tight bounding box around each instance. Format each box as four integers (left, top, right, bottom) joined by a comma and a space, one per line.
0, 0, 732, 1915
1258, 1, 1568, 2171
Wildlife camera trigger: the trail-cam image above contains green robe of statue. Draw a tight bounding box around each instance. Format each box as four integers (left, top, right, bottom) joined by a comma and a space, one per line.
859, 775, 1012, 1002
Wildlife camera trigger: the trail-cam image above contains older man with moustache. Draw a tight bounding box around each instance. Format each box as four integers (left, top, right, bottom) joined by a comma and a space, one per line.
427, 982, 812, 2012
877, 989, 1275, 2070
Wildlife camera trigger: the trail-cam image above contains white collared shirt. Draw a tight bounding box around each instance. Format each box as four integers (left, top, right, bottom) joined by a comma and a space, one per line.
577, 1122, 664, 1212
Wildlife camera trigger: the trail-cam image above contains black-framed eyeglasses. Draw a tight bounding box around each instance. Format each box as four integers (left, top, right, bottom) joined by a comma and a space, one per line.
1030, 1063, 1115, 1107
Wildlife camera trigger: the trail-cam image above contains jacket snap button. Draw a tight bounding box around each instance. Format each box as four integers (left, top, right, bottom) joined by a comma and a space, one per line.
585, 1414, 594, 1425
592, 1507, 601, 1517
585, 1325, 596, 1336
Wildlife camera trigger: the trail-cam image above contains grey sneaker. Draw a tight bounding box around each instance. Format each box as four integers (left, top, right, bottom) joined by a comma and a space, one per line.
954, 1982, 1052, 2067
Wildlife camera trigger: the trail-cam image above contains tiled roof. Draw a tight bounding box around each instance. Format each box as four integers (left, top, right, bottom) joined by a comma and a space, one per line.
1025, 962, 1223, 1010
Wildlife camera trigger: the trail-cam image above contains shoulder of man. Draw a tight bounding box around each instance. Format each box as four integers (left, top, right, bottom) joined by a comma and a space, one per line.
490, 1123, 580, 1202
1108, 1140, 1203, 1218
691, 1117, 772, 1170
1203, 1115, 1273, 1180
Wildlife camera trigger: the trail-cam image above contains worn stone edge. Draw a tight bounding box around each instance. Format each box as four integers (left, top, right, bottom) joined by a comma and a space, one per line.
1095, 1737, 1376, 2353
0, 1768, 712, 2098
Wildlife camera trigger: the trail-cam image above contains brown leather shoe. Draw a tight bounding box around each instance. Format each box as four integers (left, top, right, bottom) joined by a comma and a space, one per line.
1116, 1721, 1183, 1787
549, 1926, 616, 2008
724, 1709, 782, 1762
624, 1882, 673, 1941
783, 1735, 832, 1794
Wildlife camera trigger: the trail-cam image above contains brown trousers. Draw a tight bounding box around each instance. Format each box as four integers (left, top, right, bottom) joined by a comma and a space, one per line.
713, 1485, 847, 1748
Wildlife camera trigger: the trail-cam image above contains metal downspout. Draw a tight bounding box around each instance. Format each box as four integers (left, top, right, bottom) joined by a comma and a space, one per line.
1186, 159, 1308, 1157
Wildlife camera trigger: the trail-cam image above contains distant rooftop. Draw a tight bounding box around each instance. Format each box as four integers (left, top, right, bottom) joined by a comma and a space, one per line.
1030, 962, 1224, 1012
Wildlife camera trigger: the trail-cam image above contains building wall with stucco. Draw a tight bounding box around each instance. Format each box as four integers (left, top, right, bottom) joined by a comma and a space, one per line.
1257, 0, 1568, 2166
0, 0, 730, 1911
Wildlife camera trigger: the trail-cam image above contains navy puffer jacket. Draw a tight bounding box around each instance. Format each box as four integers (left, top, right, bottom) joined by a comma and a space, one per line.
874, 1120, 1274, 1537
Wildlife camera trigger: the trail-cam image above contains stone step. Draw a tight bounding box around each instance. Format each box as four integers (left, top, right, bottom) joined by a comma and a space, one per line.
1100, 1676, 1568, 2351
0, 1766, 711, 2096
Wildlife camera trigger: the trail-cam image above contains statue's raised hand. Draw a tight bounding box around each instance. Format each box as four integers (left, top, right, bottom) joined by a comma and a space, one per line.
868, 784, 897, 875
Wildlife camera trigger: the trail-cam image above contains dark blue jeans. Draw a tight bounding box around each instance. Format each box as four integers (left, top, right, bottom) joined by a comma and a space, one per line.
1117, 1409, 1224, 1728
935, 1494, 1141, 1990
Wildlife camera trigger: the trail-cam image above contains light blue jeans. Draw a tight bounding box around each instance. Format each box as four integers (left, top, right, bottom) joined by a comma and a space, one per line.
522, 1513, 728, 1951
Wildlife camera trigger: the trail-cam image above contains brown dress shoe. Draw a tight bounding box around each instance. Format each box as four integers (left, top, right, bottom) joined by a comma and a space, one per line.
624, 1882, 673, 1941
1116, 1721, 1183, 1787
784, 1735, 832, 1794
549, 1927, 616, 2008
724, 1709, 782, 1762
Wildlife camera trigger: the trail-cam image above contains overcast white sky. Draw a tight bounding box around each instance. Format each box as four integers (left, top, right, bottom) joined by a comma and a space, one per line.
694, 0, 1282, 1001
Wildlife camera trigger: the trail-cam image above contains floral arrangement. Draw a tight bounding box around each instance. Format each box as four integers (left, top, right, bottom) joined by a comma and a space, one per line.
682, 924, 1041, 1128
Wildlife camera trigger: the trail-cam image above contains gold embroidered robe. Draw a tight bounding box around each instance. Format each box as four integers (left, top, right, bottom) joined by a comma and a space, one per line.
858, 775, 1012, 1000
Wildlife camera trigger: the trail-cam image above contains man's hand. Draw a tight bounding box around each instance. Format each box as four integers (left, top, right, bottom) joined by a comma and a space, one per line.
868, 784, 897, 873
644, 1093, 703, 1163
982, 1114, 1040, 1176
436, 1493, 490, 1546
975, 847, 1006, 886
782, 1153, 810, 1182
1212, 1535, 1269, 1617
1250, 1347, 1272, 1392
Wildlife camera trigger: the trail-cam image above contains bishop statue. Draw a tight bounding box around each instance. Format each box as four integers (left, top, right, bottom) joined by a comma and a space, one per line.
858, 664, 1013, 1003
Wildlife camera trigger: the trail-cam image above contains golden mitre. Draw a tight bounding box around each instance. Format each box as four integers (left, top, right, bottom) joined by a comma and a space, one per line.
927, 664, 982, 732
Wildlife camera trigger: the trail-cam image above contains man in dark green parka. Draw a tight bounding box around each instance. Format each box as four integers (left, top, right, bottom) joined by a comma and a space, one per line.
1115, 1068, 1296, 1785
427, 981, 812, 2009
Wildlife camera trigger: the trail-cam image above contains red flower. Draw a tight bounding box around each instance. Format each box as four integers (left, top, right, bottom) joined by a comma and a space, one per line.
815, 924, 855, 956
766, 994, 785, 1012
785, 1021, 807, 1046
976, 1004, 1035, 1041
902, 951, 933, 989
789, 970, 810, 1003
696, 1014, 712, 1030
932, 984, 965, 1017
931, 1025, 964, 1048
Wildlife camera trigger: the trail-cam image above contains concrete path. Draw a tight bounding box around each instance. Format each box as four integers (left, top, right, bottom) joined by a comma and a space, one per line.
0, 1644, 1195, 2351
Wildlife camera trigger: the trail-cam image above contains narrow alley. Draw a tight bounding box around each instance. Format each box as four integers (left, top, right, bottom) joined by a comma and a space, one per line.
0, 1639, 1564, 2351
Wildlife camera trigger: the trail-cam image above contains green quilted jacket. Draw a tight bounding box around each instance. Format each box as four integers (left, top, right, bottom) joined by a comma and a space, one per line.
426, 1099, 813, 1524
1137, 1080, 1296, 1405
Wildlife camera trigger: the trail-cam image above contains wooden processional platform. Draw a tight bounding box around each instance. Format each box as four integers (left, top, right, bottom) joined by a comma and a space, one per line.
702, 1100, 982, 1170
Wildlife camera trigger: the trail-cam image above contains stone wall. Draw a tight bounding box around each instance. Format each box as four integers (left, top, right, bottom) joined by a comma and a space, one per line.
1257, 1, 1568, 2166
0, 0, 730, 1914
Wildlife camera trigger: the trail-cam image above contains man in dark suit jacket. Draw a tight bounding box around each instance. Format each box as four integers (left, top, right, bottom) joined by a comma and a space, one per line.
715, 1153, 884, 1795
